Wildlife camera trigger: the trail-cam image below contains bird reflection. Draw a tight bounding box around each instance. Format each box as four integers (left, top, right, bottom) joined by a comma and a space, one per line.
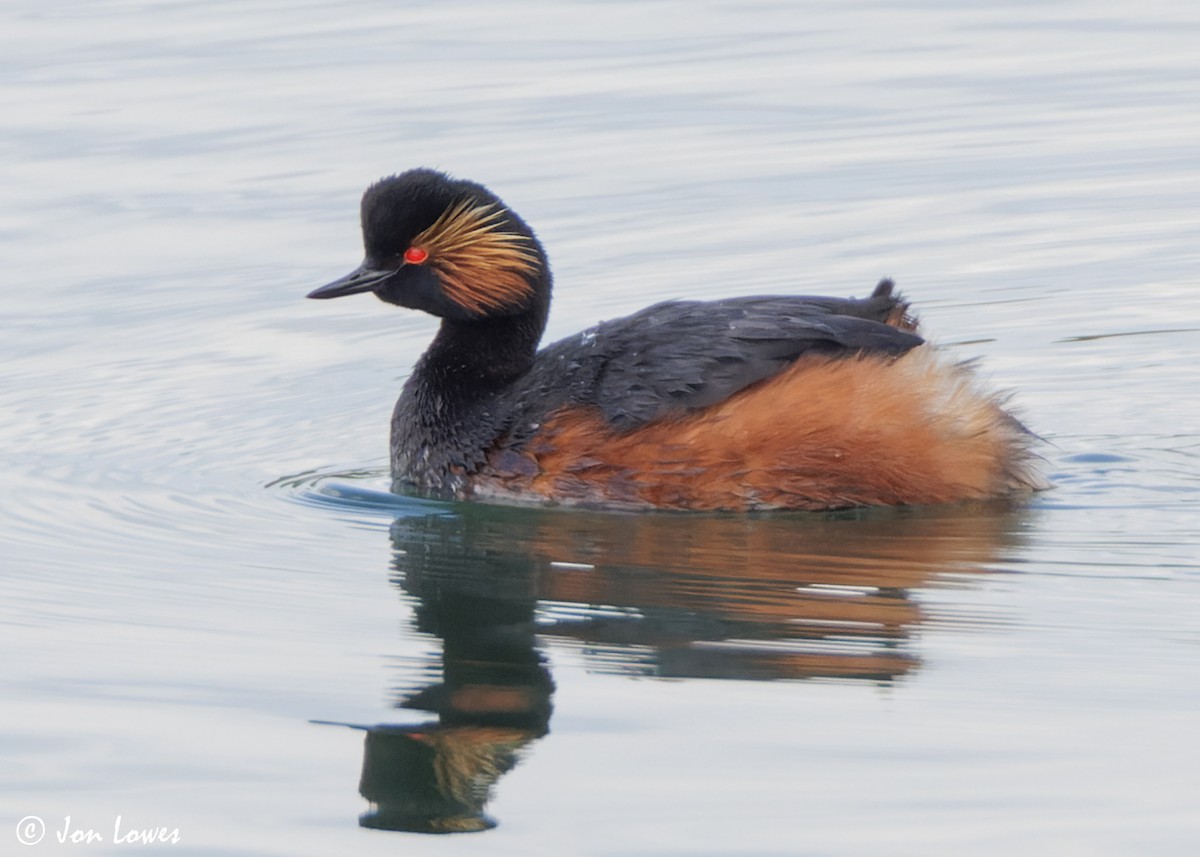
345, 500, 1027, 833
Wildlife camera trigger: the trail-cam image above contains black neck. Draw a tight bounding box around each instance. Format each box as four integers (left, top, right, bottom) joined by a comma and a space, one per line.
392, 308, 547, 493
421, 310, 544, 390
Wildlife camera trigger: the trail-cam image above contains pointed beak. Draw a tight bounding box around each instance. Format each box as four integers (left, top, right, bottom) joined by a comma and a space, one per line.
306, 262, 400, 300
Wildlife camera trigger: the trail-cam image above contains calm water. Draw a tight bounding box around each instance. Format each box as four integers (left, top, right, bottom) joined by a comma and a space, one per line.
3, 1, 1199, 854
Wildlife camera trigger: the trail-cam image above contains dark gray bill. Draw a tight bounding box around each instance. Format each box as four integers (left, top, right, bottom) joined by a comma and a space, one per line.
306, 263, 399, 299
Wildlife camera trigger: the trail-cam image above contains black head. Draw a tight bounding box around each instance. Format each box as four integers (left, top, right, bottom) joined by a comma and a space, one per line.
308, 169, 550, 323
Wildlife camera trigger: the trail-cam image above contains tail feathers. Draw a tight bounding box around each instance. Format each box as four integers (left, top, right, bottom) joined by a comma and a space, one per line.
872, 278, 919, 332
917, 351, 1050, 495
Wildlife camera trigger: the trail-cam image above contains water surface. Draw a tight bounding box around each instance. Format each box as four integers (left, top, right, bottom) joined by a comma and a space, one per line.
2, 1, 1198, 855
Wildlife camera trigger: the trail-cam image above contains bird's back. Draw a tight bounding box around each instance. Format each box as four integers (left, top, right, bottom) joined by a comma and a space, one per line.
467, 281, 1045, 511
505, 279, 921, 435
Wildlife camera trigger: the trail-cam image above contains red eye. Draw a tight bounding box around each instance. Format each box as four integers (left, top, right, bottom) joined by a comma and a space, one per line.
403, 247, 429, 265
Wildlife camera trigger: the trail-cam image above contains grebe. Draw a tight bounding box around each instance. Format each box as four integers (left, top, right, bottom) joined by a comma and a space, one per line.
308, 168, 1044, 511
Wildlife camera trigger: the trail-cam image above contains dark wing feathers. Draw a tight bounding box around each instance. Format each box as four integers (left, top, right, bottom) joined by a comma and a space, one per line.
512, 280, 923, 432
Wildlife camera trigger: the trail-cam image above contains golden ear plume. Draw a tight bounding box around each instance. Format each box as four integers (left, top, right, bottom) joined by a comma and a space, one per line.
413, 201, 540, 314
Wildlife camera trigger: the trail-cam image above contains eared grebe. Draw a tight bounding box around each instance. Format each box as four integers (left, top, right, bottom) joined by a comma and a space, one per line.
308, 168, 1045, 511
